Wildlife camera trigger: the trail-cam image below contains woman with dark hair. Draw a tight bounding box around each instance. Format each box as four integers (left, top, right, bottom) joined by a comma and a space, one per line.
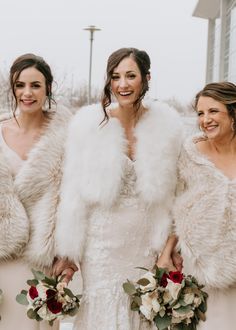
0, 53, 77, 329
159, 82, 236, 329
56, 47, 183, 329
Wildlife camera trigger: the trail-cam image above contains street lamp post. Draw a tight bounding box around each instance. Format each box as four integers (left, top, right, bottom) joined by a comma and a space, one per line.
83, 25, 101, 104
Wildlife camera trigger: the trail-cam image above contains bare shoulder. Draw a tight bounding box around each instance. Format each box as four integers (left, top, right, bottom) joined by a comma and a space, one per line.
1, 118, 17, 133
195, 139, 210, 155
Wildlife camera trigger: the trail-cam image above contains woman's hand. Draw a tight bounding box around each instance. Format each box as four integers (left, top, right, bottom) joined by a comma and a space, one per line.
171, 250, 183, 272
156, 252, 177, 272
52, 257, 78, 284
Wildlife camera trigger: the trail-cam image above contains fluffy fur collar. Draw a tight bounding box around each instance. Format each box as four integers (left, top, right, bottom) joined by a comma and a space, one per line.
65, 99, 183, 206
0, 105, 72, 267
56, 100, 183, 261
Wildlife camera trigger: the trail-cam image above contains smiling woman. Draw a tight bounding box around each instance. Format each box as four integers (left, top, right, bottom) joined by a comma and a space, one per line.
55, 47, 183, 329
163, 81, 236, 330
0, 53, 77, 330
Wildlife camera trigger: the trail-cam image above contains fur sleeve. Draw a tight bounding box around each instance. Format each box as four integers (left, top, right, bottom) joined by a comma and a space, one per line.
0, 151, 29, 260
55, 115, 89, 262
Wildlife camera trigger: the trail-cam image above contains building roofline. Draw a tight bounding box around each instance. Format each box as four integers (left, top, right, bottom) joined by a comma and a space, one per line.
193, 0, 220, 19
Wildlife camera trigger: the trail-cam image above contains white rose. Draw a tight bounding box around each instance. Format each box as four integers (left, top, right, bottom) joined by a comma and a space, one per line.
163, 290, 172, 304
36, 283, 48, 300
140, 291, 160, 320
56, 282, 67, 294
37, 304, 56, 321
140, 305, 154, 321
183, 293, 195, 305
166, 280, 182, 301
193, 296, 202, 307
172, 309, 194, 323
139, 272, 156, 292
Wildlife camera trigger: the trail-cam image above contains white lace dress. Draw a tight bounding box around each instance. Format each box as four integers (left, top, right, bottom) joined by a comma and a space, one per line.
73, 157, 157, 330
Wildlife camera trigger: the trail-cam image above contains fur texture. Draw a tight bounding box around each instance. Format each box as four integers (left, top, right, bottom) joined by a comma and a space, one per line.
56, 99, 183, 261
174, 136, 236, 289
0, 105, 72, 269
0, 149, 29, 260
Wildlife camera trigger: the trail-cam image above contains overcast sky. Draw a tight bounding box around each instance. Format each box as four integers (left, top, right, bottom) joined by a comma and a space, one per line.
0, 0, 208, 104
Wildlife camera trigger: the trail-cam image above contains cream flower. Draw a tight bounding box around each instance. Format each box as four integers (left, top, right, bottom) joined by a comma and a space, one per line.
36, 283, 48, 300
56, 281, 67, 294
139, 271, 156, 292
140, 291, 160, 321
193, 296, 202, 307
183, 292, 195, 305
172, 309, 194, 324
37, 304, 56, 321
166, 279, 182, 301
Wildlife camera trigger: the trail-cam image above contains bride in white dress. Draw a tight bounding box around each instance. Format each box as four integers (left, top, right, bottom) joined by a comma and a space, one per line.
56, 47, 183, 329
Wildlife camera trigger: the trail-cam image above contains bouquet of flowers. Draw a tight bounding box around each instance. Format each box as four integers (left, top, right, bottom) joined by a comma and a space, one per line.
123, 267, 208, 330
16, 269, 82, 326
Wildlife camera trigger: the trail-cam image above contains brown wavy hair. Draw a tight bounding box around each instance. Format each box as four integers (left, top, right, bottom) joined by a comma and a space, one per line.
101, 47, 151, 123
194, 81, 236, 135
10, 53, 55, 115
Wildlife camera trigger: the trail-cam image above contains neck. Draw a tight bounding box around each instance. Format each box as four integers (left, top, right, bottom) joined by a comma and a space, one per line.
113, 103, 147, 129
16, 110, 47, 132
209, 136, 236, 155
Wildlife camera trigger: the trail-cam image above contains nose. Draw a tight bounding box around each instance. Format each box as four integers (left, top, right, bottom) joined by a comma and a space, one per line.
119, 77, 128, 88
202, 112, 212, 125
23, 86, 33, 97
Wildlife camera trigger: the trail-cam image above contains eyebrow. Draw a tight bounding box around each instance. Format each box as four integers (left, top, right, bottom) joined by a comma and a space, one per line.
112, 70, 136, 74
15, 80, 42, 83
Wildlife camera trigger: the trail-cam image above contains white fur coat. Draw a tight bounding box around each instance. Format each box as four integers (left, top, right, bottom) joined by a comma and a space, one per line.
0, 105, 72, 269
174, 136, 236, 289
56, 100, 183, 261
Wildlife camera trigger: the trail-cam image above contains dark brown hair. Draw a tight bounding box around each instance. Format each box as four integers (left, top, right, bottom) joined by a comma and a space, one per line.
194, 81, 236, 135
10, 53, 55, 113
101, 47, 151, 122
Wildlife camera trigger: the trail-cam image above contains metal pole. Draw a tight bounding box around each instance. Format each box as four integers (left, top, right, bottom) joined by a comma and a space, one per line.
83, 25, 101, 104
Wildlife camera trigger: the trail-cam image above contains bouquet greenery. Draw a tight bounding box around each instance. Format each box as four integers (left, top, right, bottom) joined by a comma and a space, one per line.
123, 266, 208, 330
16, 269, 81, 326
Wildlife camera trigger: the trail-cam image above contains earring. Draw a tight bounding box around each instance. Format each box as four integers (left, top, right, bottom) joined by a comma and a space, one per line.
231, 120, 234, 132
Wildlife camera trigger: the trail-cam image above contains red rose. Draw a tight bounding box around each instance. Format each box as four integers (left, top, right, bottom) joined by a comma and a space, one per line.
47, 298, 62, 314
46, 289, 56, 299
168, 271, 184, 284
160, 273, 169, 287
46, 289, 62, 314
29, 286, 38, 299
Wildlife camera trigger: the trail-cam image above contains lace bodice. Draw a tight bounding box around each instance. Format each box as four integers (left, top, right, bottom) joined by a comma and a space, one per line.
75, 156, 156, 330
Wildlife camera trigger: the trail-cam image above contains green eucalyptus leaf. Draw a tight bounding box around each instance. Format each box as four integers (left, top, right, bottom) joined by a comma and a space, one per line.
16, 293, 29, 306
27, 279, 39, 286
154, 314, 171, 330
68, 306, 79, 316
31, 269, 45, 281
27, 308, 37, 319
63, 287, 74, 298
135, 266, 149, 272
43, 276, 57, 287
137, 278, 150, 286
21, 290, 28, 295
122, 282, 137, 295
174, 305, 192, 314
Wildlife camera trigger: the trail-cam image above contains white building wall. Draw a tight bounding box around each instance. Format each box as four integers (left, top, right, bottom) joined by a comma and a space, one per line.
193, 0, 236, 83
